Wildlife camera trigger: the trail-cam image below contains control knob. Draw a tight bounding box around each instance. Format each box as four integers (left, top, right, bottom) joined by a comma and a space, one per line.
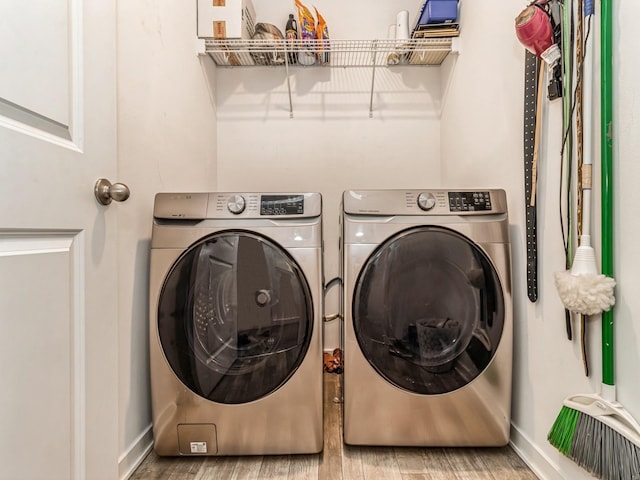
227, 195, 246, 214
417, 192, 437, 211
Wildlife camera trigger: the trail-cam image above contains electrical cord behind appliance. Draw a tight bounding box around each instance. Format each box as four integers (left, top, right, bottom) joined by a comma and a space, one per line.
322, 276, 343, 376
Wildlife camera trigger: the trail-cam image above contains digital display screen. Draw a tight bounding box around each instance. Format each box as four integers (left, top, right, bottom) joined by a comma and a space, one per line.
448, 191, 492, 212
260, 195, 304, 215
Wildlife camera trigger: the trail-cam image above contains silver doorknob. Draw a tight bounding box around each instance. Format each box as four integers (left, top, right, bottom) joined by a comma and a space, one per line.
94, 178, 131, 205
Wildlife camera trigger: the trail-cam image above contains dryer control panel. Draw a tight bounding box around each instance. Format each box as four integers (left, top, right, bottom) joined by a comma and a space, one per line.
343, 189, 507, 216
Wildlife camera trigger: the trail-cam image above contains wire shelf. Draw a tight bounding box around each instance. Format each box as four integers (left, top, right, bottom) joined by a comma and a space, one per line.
204, 38, 454, 67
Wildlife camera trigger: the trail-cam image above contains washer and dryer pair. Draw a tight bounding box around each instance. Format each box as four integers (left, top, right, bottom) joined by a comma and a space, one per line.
149, 189, 512, 456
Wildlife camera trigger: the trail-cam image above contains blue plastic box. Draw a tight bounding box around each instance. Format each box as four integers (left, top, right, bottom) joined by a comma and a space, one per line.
417, 0, 459, 25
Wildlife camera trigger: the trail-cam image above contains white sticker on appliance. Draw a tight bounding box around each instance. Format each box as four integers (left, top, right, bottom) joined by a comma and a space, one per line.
190, 442, 207, 454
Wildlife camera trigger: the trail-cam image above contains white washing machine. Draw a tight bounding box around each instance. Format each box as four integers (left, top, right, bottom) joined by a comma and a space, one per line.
341, 189, 513, 446
149, 192, 323, 456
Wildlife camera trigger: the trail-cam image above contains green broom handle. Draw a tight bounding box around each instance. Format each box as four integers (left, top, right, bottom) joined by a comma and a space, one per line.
601, 0, 614, 387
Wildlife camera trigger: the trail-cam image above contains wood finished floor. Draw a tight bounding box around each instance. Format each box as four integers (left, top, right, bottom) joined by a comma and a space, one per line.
131, 373, 538, 480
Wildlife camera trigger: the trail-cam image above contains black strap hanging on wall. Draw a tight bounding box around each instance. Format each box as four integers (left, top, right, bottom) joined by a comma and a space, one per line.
524, 50, 541, 302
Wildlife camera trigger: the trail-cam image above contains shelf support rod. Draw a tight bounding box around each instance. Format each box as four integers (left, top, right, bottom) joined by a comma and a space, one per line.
284, 46, 294, 118
369, 40, 379, 118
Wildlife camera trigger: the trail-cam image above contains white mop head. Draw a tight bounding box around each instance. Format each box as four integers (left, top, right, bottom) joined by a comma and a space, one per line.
554, 270, 616, 315
554, 244, 616, 315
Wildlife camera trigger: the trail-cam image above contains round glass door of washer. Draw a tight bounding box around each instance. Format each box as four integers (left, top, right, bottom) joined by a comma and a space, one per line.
353, 226, 505, 395
157, 231, 313, 404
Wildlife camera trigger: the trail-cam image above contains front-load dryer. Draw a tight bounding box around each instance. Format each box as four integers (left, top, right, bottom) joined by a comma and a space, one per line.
341, 189, 512, 446
149, 192, 323, 456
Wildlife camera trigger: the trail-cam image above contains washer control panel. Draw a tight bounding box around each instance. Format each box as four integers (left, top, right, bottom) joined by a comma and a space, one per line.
216, 192, 320, 218
153, 192, 321, 220
226, 194, 305, 216
448, 191, 492, 212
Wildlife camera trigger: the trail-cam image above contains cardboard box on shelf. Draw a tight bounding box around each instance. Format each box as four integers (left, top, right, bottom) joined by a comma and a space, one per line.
197, 0, 256, 39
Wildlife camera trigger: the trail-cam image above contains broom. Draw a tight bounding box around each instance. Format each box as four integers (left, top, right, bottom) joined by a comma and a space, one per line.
548, 1, 640, 478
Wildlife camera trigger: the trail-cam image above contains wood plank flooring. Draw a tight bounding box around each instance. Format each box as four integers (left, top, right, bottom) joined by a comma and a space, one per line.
130, 373, 538, 480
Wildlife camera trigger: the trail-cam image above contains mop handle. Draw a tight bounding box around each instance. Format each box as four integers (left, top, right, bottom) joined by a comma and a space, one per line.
601, 0, 614, 387
575, 0, 584, 237
582, 1, 594, 239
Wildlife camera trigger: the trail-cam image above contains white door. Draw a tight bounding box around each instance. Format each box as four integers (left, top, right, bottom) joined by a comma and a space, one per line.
0, 1, 120, 479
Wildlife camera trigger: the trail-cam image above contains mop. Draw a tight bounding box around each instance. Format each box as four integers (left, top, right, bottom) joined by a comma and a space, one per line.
553, 0, 614, 319
548, 2, 640, 478
554, 0, 609, 377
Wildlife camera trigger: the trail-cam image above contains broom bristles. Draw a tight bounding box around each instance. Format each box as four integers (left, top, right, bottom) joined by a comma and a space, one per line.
548, 405, 640, 480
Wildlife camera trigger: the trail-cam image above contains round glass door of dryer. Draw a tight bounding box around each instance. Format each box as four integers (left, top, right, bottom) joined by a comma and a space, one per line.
352, 226, 505, 395
157, 231, 313, 404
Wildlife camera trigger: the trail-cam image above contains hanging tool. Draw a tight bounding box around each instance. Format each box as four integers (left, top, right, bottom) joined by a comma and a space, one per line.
549, 7, 640, 472
548, 5, 640, 474
559, 0, 575, 340
547, 0, 564, 100
515, 1, 561, 302
553, 1, 614, 379
521, 51, 541, 302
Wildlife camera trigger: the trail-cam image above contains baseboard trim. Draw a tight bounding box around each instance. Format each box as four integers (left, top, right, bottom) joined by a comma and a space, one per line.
119, 424, 154, 480
510, 423, 564, 480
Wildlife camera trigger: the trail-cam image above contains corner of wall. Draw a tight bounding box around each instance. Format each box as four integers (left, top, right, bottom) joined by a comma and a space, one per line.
510, 424, 563, 480
119, 424, 154, 480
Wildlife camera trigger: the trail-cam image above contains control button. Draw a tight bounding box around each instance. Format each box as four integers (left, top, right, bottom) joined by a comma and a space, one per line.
227, 195, 246, 214
417, 192, 437, 211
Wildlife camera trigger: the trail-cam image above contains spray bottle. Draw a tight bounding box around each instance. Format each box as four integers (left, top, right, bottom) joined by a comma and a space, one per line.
285, 14, 298, 64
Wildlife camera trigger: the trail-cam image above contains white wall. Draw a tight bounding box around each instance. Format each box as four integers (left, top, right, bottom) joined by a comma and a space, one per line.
215, 0, 442, 348
116, 1, 218, 478
115, 1, 640, 479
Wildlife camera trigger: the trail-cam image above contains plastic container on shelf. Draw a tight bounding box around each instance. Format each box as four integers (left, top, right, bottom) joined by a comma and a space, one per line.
417, 0, 459, 25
